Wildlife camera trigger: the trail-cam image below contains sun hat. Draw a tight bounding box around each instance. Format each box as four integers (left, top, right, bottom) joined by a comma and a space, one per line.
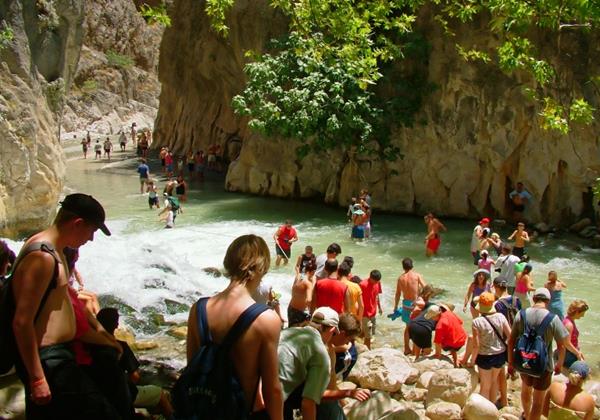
475, 292, 496, 314
311, 307, 340, 331
473, 269, 491, 279
481, 249, 489, 256
533, 287, 551, 301
569, 361, 590, 379
353, 209, 365, 216
60, 193, 111, 236
424, 305, 442, 320
439, 302, 455, 312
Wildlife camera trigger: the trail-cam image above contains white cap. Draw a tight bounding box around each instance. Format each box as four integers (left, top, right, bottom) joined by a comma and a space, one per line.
533, 287, 551, 301
311, 307, 339, 330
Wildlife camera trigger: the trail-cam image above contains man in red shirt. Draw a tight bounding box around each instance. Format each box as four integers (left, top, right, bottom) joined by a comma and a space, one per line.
312, 259, 351, 314
273, 219, 298, 267
426, 303, 467, 367
359, 270, 383, 349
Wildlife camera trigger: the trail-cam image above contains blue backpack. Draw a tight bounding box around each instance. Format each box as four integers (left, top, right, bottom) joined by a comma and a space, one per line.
172, 297, 269, 420
0, 242, 59, 374
513, 309, 555, 377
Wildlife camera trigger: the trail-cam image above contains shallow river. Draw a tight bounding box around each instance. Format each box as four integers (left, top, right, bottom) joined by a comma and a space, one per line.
5, 146, 600, 372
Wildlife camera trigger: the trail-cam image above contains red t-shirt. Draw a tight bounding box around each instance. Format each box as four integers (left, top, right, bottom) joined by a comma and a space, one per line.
314, 278, 347, 314
276, 226, 297, 251
434, 311, 467, 349
359, 279, 382, 318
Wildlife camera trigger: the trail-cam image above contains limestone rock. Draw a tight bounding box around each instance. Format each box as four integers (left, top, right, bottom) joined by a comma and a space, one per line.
338, 381, 357, 391
570, 218, 592, 233
593, 235, 600, 249
401, 385, 428, 402
378, 404, 422, 420
534, 222, 551, 234
426, 368, 477, 407
579, 225, 598, 239
413, 357, 454, 374
114, 326, 136, 346
500, 414, 519, 420
463, 393, 500, 420
417, 371, 435, 389
347, 348, 419, 392
425, 401, 462, 420
133, 340, 159, 351
167, 326, 188, 339
345, 391, 399, 420
499, 406, 523, 418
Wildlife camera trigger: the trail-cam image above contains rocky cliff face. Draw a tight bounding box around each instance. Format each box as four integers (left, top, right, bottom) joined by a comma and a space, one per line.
0, 0, 84, 236
156, 1, 600, 225
61, 0, 163, 135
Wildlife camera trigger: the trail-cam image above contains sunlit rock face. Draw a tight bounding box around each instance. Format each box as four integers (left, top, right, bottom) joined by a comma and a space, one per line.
156, 0, 600, 225
0, 0, 84, 236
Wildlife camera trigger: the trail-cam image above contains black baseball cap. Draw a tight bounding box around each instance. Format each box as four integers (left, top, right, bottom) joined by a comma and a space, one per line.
60, 193, 111, 236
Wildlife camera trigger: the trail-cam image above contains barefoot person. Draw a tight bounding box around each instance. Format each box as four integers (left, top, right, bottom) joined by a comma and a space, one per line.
184, 235, 283, 419
273, 220, 298, 267
508, 222, 530, 258
288, 261, 316, 327
424, 212, 447, 257
543, 361, 595, 420
11, 193, 117, 418
393, 258, 426, 354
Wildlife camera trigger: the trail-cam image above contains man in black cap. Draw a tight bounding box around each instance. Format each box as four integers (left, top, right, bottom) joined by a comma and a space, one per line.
11, 193, 117, 418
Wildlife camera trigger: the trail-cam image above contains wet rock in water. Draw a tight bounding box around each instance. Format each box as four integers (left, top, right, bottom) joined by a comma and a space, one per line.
167, 326, 188, 339
134, 340, 159, 351
125, 316, 161, 335
0, 374, 25, 419
570, 218, 592, 233
426, 368, 477, 407
463, 393, 499, 420
579, 225, 598, 239
492, 219, 507, 228
569, 243, 584, 252
412, 357, 454, 374
114, 326, 136, 346
425, 401, 462, 420
98, 295, 137, 315
143, 277, 166, 289
593, 235, 600, 249
139, 359, 180, 388
202, 267, 223, 277
164, 299, 190, 315
534, 222, 552, 234
347, 348, 419, 392
149, 263, 177, 274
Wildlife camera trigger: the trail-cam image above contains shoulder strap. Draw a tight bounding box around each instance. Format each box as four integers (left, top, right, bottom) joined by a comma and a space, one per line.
9, 241, 60, 321
536, 312, 556, 336
482, 314, 506, 348
195, 297, 212, 345
221, 303, 270, 350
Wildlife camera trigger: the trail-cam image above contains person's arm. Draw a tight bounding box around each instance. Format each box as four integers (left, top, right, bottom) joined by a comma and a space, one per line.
186, 303, 200, 362
560, 280, 567, 289
290, 230, 298, 243
463, 284, 474, 312
522, 231, 530, 242
73, 267, 84, 290
343, 288, 352, 314
322, 388, 371, 401
470, 325, 480, 364
301, 398, 317, 420
310, 283, 318, 313
555, 340, 566, 373
393, 277, 402, 312
11, 252, 56, 404
376, 292, 383, 316
357, 290, 364, 321
295, 256, 302, 270
273, 228, 281, 242
257, 312, 284, 420
508, 230, 517, 240
562, 323, 583, 359
304, 281, 313, 309
526, 277, 535, 292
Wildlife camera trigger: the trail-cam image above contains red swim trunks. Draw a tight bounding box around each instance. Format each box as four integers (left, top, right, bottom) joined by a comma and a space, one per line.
426, 236, 441, 252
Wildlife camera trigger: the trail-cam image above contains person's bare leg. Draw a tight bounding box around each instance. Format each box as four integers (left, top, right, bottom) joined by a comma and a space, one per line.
413, 345, 422, 358
529, 389, 547, 420
451, 351, 458, 367
403, 327, 411, 354
498, 366, 508, 407
489, 367, 500, 405
521, 382, 533, 420
478, 368, 492, 401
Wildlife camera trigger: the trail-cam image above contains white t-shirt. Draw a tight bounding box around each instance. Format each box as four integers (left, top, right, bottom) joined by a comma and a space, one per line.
164, 199, 174, 228
496, 254, 520, 287
470, 225, 482, 253
472, 313, 509, 355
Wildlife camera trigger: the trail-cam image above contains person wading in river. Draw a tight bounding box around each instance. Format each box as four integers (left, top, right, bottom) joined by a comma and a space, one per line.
273, 220, 298, 267
424, 212, 447, 257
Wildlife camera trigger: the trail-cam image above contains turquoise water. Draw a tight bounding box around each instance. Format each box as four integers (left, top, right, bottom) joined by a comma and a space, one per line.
6, 148, 600, 371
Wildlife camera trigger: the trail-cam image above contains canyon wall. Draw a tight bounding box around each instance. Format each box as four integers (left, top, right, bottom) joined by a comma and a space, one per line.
156, 1, 600, 225
0, 0, 84, 236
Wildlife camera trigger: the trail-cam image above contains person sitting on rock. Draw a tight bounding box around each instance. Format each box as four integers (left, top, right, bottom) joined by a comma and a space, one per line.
543, 361, 595, 420
96, 308, 174, 419
429, 303, 467, 367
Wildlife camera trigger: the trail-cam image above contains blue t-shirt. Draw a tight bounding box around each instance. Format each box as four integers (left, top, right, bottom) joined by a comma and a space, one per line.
137, 164, 149, 178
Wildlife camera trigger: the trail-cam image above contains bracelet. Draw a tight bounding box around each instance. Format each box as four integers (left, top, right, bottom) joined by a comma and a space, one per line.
30, 378, 45, 387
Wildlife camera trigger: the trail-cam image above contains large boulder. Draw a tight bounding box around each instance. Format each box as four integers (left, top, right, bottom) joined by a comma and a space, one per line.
413, 357, 454, 374
425, 401, 462, 420
344, 391, 398, 420
570, 218, 592, 233
417, 371, 435, 389
426, 368, 477, 407
347, 348, 419, 392
378, 404, 422, 420
463, 393, 500, 420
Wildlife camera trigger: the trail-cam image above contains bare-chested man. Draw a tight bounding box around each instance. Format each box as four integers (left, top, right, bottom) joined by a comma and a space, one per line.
11, 193, 116, 418
424, 213, 447, 257
288, 261, 317, 327
393, 258, 426, 354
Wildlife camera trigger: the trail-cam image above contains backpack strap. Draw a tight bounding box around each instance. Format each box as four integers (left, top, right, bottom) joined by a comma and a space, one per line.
536, 312, 556, 336
9, 241, 60, 321
482, 314, 506, 349
221, 303, 270, 350
196, 297, 212, 345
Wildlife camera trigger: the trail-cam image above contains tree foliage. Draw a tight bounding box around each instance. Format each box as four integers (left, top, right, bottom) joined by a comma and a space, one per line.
207, 0, 600, 158
139, 2, 172, 27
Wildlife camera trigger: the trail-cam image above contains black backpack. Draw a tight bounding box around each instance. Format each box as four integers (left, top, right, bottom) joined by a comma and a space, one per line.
496, 296, 518, 326
513, 309, 555, 378
172, 297, 269, 420
0, 242, 59, 374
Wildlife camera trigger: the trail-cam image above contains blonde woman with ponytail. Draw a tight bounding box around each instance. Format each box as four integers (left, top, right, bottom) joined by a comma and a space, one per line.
543, 361, 595, 420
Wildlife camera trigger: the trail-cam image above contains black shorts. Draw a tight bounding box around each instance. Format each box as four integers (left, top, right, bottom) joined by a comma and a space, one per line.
409, 324, 433, 349
287, 306, 309, 327
16, 343, 118, 420
512, 246, 525, 258
276, 246, 290, 258
148, 196, 158, 206
476, 352, 506, 370
521, 370, 552, 391
513, 203, 525, 212
161, 158, 165, 167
